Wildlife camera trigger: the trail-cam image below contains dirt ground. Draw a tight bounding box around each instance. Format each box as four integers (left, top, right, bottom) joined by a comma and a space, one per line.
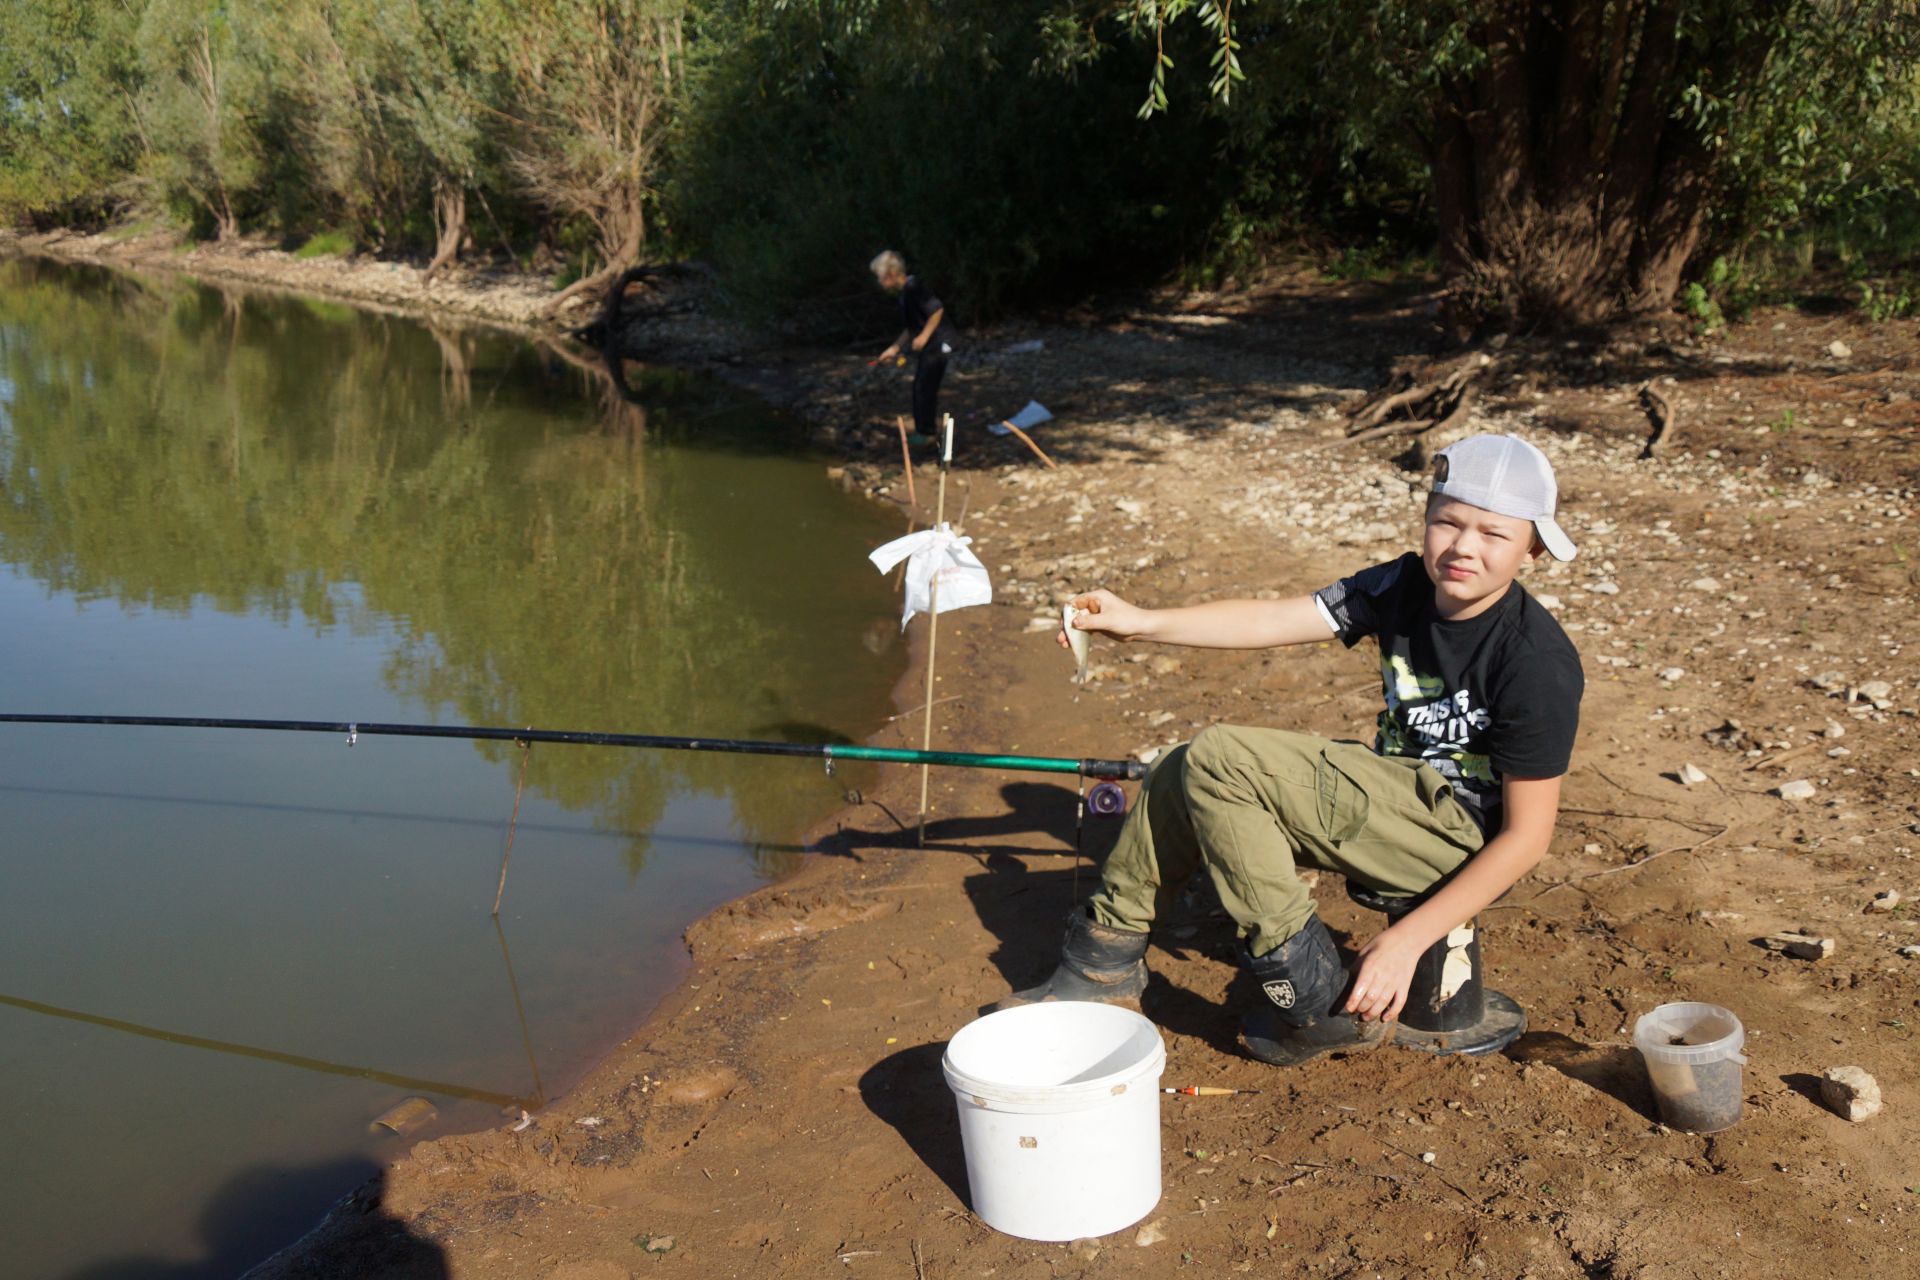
111, 260, 1903, 1278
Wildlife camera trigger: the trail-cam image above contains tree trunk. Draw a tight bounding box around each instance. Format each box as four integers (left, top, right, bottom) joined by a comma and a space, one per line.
424, 177, 467, 286
1433, 0, 1785, 333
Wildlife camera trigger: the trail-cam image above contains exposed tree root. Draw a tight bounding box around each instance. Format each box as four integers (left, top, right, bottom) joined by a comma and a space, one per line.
1347, 353, 1494, 446
1638, 380, 1675, 458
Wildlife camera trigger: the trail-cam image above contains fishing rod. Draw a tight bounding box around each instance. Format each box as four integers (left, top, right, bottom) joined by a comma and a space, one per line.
0, 713, 1148, 783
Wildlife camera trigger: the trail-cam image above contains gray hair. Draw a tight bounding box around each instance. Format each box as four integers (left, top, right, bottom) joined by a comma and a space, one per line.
869, 250, 905, 281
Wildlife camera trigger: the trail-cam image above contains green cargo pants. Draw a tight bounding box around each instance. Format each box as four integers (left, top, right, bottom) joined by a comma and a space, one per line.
1089, 725, 1486, 957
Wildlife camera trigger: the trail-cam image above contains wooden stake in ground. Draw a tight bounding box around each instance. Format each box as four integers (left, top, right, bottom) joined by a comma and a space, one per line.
997, 418, 1057, 469
918, 414, 953, 846
895, 415, 918, 505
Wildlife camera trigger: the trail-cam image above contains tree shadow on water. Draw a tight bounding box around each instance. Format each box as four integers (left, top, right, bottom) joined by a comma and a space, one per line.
69, 1161, 446, 1280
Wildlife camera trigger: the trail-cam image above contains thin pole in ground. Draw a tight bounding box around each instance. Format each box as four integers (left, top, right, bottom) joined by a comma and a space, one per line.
917, 414, 953, 846
896, 415, 918, 505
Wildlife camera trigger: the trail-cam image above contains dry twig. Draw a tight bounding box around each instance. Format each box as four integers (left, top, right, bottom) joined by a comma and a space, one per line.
1535, 824, 1733, 896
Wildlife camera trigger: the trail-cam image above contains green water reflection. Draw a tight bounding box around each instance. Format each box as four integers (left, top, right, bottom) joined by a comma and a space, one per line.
0, 255, 906, 1277
0, 255, 903, 873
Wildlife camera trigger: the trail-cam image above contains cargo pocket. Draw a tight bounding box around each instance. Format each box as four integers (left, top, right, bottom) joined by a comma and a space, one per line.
1315, 752, 1372, 845
1413, 763, 1485, 854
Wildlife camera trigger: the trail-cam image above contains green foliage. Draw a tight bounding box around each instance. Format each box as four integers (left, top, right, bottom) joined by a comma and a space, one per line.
0, 0, 144, 225
293, 229, 357, 258
4, 0, 1918, 330
1858, 281, 1915, 322
1681, 282, 1725, 333
673, 0, 1232, 322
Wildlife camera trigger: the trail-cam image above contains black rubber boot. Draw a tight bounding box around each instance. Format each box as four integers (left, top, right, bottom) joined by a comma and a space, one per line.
990, 911, 1149, 1011
1240, 916, 1392, 1066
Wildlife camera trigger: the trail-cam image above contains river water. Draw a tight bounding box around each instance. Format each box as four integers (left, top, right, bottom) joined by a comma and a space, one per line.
0, 256, 906, 1278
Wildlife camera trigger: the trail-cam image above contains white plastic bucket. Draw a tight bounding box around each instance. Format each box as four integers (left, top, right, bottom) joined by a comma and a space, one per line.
941, 1003, 1165, 1241
1633, 1001, 1747, 1133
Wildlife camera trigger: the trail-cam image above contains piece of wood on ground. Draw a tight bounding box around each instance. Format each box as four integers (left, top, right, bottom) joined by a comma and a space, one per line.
1638, 381, 1676, 459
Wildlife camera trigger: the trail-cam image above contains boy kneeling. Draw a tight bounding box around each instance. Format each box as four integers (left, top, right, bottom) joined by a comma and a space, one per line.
998, 434, 1584, 1067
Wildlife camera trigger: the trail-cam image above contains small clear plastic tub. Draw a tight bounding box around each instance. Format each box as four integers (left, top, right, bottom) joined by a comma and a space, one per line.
1633, 1002, 1746, 1133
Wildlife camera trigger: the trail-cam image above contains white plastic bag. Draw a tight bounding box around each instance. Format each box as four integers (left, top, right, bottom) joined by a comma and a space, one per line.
869, 522, 993, 629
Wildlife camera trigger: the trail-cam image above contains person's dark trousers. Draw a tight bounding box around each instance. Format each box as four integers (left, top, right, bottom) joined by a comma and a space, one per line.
912, 352, 948, 438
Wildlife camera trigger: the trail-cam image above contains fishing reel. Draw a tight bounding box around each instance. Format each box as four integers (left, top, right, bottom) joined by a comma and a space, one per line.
1086, 781, 1128, 816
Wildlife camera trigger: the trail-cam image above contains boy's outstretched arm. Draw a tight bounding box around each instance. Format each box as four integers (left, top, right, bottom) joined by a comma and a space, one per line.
1344, 774, 1563, 1024
1062, 589, 1334, 651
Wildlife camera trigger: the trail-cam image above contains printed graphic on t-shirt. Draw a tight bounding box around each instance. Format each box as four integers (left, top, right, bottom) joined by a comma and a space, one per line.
1379, 653, 1495, 788
1313, 552, 1584, 835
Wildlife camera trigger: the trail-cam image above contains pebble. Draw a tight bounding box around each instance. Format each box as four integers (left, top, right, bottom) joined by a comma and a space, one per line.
1678, 762, 1710, 786
1819, 1066, 1881, 1122
1589, 581, 1620, 595
1812, 671, 1847, 691
1865, 890, 1900, 913
1827, 339, 1852, 359
1900, 945, 1920, 959
1774, 779, 1817, 801
1659, 667, 1686, 683
1688, 577, 1721, 592
1761, 931, 1834, 960
1856, 680, 1893, 701
1133, 1219, 1168, 1247
1420, 1151, 1437, 1165
1113, 498, 1146, 518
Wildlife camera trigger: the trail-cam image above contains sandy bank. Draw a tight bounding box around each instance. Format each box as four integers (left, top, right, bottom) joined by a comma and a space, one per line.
234, 280, 1920, 1279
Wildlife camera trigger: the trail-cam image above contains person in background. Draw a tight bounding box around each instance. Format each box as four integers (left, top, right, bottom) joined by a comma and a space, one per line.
871, 251, 955, 443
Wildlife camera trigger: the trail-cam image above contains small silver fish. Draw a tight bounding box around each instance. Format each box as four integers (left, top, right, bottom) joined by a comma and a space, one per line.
1063, 602, 1090, 685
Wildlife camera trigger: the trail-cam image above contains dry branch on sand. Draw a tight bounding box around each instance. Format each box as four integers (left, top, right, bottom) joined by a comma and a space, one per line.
1346, 353, 1494, 452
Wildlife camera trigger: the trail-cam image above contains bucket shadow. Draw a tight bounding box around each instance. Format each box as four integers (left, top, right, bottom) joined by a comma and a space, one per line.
1503, 1031, 1656, 1118
859, 1042, 971, 1205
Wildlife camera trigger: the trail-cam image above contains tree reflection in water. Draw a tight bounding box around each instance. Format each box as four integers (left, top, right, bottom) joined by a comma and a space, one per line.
0, 255, 904, 880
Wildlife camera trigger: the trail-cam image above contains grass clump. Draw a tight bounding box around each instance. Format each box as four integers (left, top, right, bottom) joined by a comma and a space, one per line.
292, 230, 356, 260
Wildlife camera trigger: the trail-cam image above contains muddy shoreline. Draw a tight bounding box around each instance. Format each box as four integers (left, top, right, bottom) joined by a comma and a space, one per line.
13, 230, 1916, 1279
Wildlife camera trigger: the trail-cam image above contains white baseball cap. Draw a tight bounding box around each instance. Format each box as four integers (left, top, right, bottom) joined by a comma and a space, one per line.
1431, 434, 1577, 561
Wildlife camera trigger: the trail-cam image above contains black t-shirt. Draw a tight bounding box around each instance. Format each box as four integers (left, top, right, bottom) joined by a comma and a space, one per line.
900, 276, 954, 358
1313, 552, 1583, 834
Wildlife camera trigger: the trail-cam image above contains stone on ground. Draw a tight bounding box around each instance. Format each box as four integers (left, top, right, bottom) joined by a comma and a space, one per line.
1819, 1066, 1881, 1122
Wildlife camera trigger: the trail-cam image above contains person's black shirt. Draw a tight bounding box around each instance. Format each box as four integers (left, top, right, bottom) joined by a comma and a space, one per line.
1313, 552, 1584, 834
900, 276, 954, 357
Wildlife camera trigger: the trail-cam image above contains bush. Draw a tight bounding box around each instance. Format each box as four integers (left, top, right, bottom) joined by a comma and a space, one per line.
292, 229, 356, 259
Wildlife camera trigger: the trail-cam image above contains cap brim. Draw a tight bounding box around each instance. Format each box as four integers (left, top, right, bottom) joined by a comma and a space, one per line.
1536, 517, 1576, 562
